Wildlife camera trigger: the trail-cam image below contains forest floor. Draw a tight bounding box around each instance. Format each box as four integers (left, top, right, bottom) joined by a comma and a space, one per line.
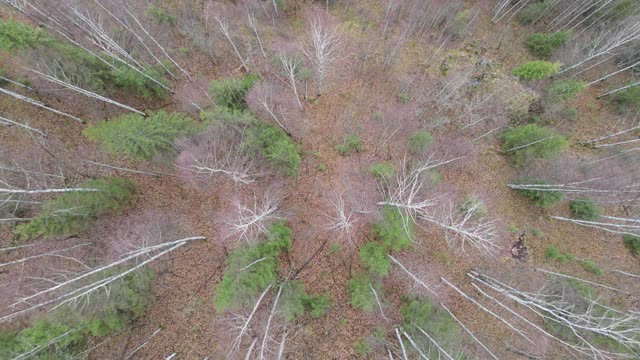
1, 1, 639, 359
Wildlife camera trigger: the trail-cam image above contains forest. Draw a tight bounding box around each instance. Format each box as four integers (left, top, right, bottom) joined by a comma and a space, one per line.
0, 0, 639, 359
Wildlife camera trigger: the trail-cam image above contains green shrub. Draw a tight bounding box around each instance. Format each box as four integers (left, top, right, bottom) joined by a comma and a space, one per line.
548, 80, 585, 100
502, 124, 567, 165
607, 85, 640, 114
513, 178, 565, 207
545, 245, 574, 263
526, 32, 570, 58
570, 198, 602, 221
348, 273, 379, 313
623, 234, 640, 255
110, 64, 170, 98
407, 131, 433, 155
84, 111, 197, 160
354, 337, 372, 356
215, 222, 292, 313
512, 61, 561, 80
0, 20, 169, 96
337, 135, 364, 156
147, 5, 176, 24
400, 296, 461, 358
372, 206, 414, 251
0, 267, 153, 358
15, 178, 136, 239
370, 162, 395, 181
516, 0, 553, 24
304, 294, 330, 318
279, 281, 307, 321
581, 259, 604, 276
0, 20, 50, 52
273, 282, 330, 320
360, 242, 391, 277
458, 195, 488, 218
209, 75, 259, 111
244, 121, 301, 176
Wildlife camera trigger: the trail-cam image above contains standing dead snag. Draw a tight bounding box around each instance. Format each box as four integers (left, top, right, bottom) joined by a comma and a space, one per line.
376, 155, 462, 240
176, 125, 262, 185
226, 192, 282, 243
325, 193, 357, 244
212, 13, 249, 72
278, 53, 305, 110
247, 80, 295, 135
300, 14, 342, 97
422, 198, 500, 256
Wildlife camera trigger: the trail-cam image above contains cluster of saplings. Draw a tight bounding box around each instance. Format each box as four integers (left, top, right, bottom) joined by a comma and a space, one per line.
0, 268, 154, 359
0, 20, 168, 98
497, 44, 639, 256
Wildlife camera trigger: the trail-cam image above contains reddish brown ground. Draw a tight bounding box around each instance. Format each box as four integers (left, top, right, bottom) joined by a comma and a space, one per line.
1, 1, 639, 360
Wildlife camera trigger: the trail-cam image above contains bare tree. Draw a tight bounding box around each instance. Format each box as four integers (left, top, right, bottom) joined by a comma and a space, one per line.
176, 125, 263, 185
300, 13, 342, 96
325, 193, 357, 244
226, 192, 282, 243
247, 80, 296, 135
278, 53, 305, 110
422, 197, 500, 256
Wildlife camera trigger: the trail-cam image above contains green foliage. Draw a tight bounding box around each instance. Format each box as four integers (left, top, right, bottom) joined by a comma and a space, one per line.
275, 0, 286, 11
201, 107, 257, 127
514, 178, 564, 207
15, 178, 136, 239
360, 242, 391, 277
277, 282, 329, 320
623, 234, 640, 256
110, 64, 169, 98
348, 273, 378, 312
370, 162, 395, 181
337, 135, 364, 156
354, 337, 372, 356
147, 5, 176, 24
407, 131, 433, 155
0, 20, 169, 96
545, 245, 574, 263
517, 0, 553, 25
512, 61, 561, 80
502, 124, 567, 165
400, 296, 461, 358
607, 85, 640, 114
209, 74, 259, 111
548, 80, 585, 100
401, 297, 454, 334
458, 196, 488, 218
570, 198, 602, 221
279, 281, 307, 321
304, 294, 330, 318
215, 222, 292, 313
581, 259, 604, 276
526, 32, 570, 58
0, 20, 49, 52
84, 111, 197, 160
0, 268, 153, 359
531, 227, 544, 238
398, 93, 411, 104
244, 121, 301, 176
372, 206, 414, 251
